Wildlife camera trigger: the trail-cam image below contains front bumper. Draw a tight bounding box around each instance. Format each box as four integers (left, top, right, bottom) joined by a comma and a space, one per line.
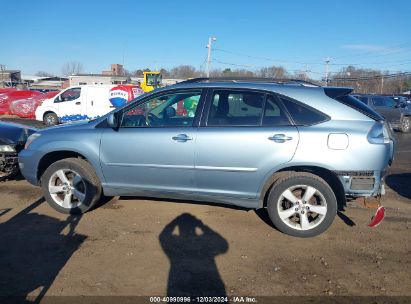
0, 151, 19, 175
18, 149, 39, 185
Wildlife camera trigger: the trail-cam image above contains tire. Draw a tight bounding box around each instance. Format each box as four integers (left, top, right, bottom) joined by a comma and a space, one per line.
43, 112, 59, 126
40, 158, 102, 214
266, 172, 337, 237
400, 117, 410, 133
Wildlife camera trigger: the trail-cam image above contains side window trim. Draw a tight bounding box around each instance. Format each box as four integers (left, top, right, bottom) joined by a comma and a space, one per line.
265, 93, 294, 126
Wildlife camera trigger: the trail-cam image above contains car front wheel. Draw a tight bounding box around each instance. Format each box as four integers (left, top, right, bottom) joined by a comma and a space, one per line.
267, 172, 337, 237
400, 117, 410, 133
43, 112, 59, 126
41, 158, 102, 214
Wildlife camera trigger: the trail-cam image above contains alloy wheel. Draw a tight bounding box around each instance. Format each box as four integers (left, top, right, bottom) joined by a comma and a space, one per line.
48, 169, 86, 209
277, 184, 327, 231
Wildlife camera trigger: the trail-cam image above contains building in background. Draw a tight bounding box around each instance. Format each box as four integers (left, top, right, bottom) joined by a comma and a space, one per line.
0, 69, 22, 87
21, 75, 67, 91
102, 64, 124, 76
68, 74, 129, 87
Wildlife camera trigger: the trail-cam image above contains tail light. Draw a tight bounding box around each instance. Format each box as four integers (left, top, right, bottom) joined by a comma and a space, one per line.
367, 121, 391, 144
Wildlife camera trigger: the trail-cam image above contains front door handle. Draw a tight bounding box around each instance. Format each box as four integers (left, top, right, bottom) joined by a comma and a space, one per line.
75, 101, 81, 105
172, 134, 193, 142
268, 134, 293, 143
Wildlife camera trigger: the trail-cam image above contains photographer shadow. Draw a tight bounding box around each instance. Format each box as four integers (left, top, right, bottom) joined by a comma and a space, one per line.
0, 198, 86, 302
159, 213, 228, 297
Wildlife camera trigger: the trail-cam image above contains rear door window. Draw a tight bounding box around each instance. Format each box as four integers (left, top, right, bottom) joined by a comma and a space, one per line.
207, 90, 265, 126
372, 96, 395, 108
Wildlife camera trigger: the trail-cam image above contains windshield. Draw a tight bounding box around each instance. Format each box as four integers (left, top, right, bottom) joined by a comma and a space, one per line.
146, 74, 162, 86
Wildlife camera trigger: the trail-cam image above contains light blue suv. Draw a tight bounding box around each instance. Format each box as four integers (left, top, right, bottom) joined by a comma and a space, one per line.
19, 79, 394, 237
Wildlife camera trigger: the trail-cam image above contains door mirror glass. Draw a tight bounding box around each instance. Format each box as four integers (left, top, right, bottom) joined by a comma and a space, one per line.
107, 112, 119, 128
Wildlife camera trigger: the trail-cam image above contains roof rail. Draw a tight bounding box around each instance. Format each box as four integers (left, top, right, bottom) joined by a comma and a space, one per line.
177, 77, 321, 87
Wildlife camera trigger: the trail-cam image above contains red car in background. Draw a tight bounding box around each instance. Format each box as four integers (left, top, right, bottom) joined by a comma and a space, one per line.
0, 90, 43, 115
9, 91, 59, 118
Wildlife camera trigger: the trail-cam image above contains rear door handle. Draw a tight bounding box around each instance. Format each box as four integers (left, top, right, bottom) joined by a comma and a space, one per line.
268, 134, 293, 143
172, 134, 193, 142
75, 101, 81, 105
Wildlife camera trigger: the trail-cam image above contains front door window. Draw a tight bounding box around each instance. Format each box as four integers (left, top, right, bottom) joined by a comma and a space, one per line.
121, 91, 201, 128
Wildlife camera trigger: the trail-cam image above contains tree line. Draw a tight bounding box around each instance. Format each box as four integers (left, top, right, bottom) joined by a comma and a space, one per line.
127, 65, 411, 94
39, 62, 411, 95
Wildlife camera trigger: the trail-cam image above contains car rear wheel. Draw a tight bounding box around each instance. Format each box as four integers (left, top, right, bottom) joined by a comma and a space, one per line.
267, 172, 337, 237
41, 158, 102, 214
43, 112, 58, 126
400, 117, 410, 133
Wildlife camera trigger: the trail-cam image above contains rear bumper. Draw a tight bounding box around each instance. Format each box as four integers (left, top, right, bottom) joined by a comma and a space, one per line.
336, 170, 386, 198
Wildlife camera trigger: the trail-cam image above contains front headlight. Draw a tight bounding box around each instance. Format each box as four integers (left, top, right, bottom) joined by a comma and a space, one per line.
24, 133, 42, 150
0, 145, 16, 152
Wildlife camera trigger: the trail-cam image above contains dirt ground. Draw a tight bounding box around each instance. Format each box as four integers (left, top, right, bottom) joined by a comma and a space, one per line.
0, 119, 410, 301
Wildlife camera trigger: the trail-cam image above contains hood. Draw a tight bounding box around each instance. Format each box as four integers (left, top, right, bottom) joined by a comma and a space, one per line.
0, 121, 38, 145
38, 120, 91, 135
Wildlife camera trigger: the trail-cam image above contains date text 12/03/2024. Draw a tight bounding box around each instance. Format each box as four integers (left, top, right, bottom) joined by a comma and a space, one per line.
149, 296, 257, 303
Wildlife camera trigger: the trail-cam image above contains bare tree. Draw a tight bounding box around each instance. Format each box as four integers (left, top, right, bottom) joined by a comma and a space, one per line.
169, 65, 199, 78
62, 61, 84, 76
257, 66, 288, 79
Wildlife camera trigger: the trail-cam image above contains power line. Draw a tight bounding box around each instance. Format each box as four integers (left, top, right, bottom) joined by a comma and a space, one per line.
213, 44, 411, 70
332, 41, 411, 60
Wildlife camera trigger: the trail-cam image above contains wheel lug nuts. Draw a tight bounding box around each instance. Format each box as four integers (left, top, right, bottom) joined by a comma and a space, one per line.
301, 211, 305, 214
295, 208, 299, 211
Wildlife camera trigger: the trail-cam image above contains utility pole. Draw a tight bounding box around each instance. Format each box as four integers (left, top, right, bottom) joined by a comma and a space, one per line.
381, 75, 384, 94
0, 64, 5, 88
324, 57, 330, 86
206, 36, 217, 78
304, 64, 310, 81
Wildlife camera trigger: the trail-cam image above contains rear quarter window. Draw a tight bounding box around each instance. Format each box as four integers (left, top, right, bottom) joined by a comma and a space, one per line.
280, 97, 329, 126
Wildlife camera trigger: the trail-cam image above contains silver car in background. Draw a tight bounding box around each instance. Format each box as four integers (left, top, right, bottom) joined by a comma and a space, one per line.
19, 79, 394, 237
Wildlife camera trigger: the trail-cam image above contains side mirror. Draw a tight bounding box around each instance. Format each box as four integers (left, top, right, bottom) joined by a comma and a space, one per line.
54, 95, 61, 103
107, 112, 119, 129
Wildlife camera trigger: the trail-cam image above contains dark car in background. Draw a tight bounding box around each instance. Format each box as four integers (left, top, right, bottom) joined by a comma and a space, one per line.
352, 94, 411, 132
0, 121, 37, 177
391, 96, 411, 108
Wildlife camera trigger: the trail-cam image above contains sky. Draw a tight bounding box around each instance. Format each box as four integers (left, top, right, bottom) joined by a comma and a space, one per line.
1, 0, 410, 79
